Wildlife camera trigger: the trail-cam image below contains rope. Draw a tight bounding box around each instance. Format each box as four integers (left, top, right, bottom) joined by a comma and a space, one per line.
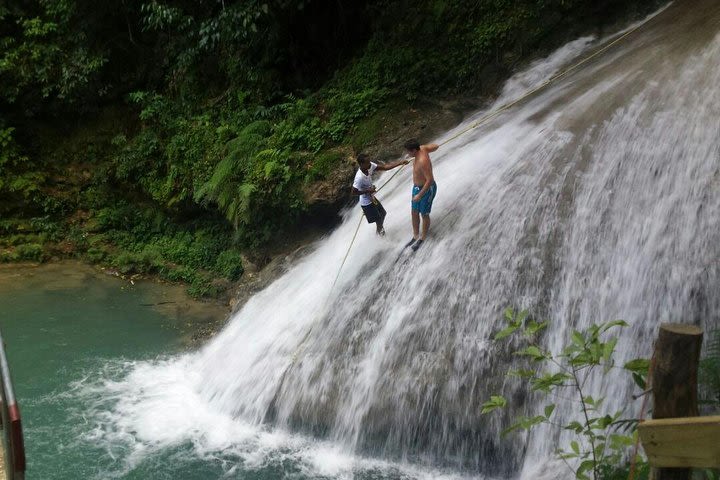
281, 13, 653, 375
328, 18, 651, 286
627, 351, 657, 480
331, 213, 365, 291
438, 18, 650, 149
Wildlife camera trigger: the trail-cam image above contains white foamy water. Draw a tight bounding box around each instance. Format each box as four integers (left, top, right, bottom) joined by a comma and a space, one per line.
77, 2, 720, 478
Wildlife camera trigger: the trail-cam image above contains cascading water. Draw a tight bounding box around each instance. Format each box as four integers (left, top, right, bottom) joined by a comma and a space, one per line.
81, 1, 720, 478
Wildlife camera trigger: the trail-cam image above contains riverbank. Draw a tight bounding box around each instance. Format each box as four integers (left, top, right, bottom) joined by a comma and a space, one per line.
0, 261, 229, 347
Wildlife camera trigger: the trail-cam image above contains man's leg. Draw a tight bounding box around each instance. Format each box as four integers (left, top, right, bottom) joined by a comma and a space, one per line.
412, 209, 420, 239
420, 214, 431, 240
374, 201, 386, 235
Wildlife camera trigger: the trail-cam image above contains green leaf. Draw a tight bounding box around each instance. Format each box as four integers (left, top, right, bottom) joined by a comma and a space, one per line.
599, 320, 629, 333
558, 451, 578, 460
571, 330, 585, 347
481, 395, 507, 414
570, 440, 580, 454
609, 434, 634, 449
507, 368, 536, 378
566, 421, 584, 433
494, 324, 519, 340
577, 459, 595, 478
624, 358, 650, 374
531, 372, 573, 392
504, 307, 514, 322
596, 414, 613, 428
525, 319, 549, 336
632, 372, 646, 389
602, 337, 618, 363
515, 345, 547, 361
594, 443, 605, 458
501, 415, 546, 436
544, 404, 555, 419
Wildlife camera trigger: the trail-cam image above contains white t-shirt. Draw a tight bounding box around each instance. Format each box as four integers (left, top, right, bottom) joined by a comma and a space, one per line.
353, 162, 378, 206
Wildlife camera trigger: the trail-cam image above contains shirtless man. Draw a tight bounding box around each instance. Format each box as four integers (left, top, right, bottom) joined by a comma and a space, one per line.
404, 139, 438, 251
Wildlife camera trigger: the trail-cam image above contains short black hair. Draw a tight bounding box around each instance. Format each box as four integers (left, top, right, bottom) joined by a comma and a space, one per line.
404, 139, 420, 151
356, 153, 369, 165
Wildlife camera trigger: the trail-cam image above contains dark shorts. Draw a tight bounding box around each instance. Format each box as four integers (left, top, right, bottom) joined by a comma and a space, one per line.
411, 182, 437, 215
361, 200, 386, 224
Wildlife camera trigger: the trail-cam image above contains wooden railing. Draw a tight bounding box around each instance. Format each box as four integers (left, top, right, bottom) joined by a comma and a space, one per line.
638, 323, 720, 479
0, 328, 25, 480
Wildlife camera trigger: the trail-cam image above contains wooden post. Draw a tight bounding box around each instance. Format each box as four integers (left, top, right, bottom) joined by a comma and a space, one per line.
649, 323, 703, 480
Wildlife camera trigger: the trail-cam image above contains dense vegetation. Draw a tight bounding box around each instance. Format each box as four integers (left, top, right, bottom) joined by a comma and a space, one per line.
1, 0, 662, 296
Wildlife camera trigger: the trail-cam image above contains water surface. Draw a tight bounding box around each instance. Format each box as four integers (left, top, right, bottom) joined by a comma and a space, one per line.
0, 262, 228, 479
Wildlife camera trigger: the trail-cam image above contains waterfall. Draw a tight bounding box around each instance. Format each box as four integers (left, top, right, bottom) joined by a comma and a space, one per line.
84, 1, 720, 478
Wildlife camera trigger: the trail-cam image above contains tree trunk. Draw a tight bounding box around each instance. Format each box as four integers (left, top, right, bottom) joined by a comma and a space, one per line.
649, 323, 703, 480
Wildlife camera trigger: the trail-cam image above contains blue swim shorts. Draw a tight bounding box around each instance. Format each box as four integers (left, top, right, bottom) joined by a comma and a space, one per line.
411, 182, 437, 215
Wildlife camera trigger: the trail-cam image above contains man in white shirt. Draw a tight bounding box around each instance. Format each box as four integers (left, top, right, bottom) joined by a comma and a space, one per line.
351, 153, 408, 236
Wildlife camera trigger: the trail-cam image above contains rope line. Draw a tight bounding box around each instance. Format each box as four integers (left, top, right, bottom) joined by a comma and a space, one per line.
282, 13, 653, 374
328, 17, 649, 295
438, 19, 650, 149
330, 213, 365, 291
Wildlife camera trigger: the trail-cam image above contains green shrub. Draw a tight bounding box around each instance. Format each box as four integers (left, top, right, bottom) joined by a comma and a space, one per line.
0, 250, 19, 262
85, 247, 107, 263
307, 150, 343, 181
163, 265, 196, 283
187, 274, 221, 299
110, 247, 163, 275
15, 243, 46, 262
700, 329, 720, 410
483, 310, 649, 480
214, 250, 244, 280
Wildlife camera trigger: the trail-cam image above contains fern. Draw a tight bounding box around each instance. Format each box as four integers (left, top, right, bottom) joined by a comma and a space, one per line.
194, 120, 269, 226
699, 329, 720, 409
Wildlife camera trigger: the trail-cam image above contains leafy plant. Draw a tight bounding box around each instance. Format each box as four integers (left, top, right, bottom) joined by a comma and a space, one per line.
700, 329, 720, 410
482, 308, 649, 480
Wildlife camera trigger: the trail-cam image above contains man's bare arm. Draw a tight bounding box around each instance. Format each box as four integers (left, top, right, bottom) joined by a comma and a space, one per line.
375, 158, 410, 171
351, 186, 376, 196
422, 143, 439, 153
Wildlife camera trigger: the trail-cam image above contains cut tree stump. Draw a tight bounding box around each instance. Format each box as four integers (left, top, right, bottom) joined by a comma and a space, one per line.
646, 323, 704, 480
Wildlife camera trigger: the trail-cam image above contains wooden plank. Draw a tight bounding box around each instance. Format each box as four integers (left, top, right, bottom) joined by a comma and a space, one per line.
639, 415, 720, 468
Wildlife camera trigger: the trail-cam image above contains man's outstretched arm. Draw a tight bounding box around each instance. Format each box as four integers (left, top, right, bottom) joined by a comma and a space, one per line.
422, 143, 439, 153
376, 158, 410, 171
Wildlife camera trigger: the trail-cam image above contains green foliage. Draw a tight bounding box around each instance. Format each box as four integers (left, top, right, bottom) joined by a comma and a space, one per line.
0, 0, 664, 295
187, 274, 221, 299
307, 150, 343, 181
0, 1, 107, 106
485, 308, 647, 480
214, 250, 243, 281
15, 243, 46, 262
0, 125, 47, 214
701, 469, 720, 480
700, 329, 720, 409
